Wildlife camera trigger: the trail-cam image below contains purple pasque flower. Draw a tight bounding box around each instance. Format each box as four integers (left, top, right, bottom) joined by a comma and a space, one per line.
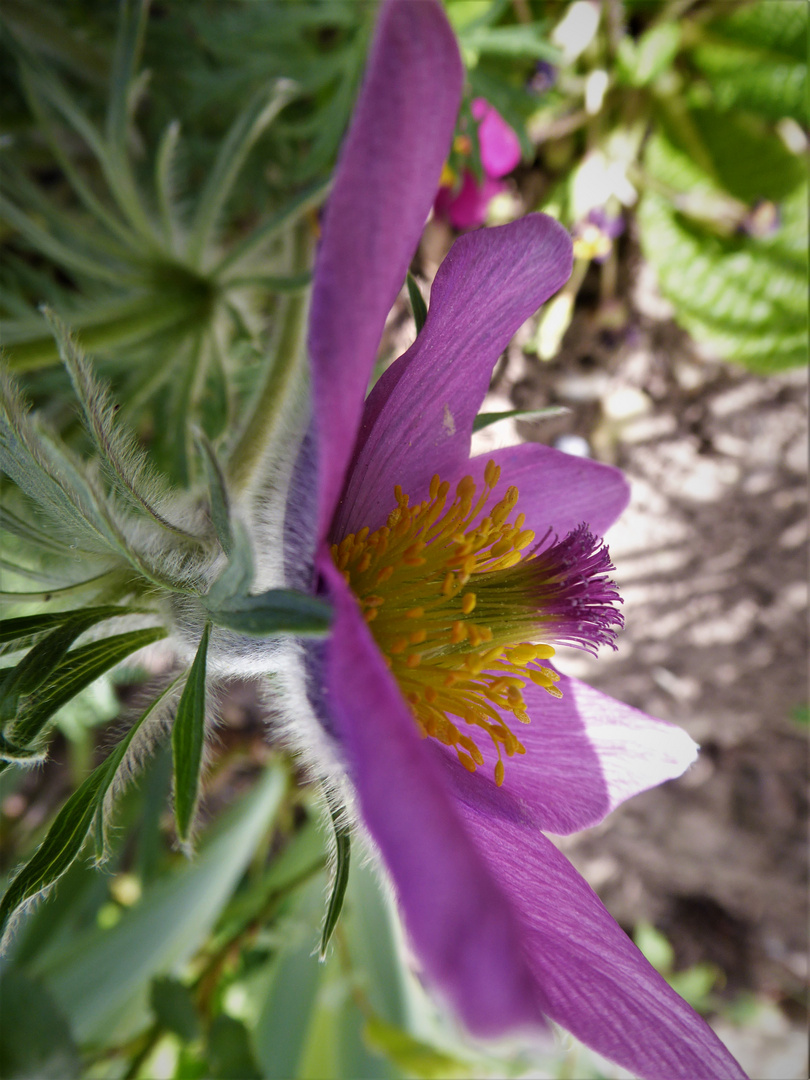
573, 207, 626, 262
288, 1, 747, 1077
434, 98, 522, 229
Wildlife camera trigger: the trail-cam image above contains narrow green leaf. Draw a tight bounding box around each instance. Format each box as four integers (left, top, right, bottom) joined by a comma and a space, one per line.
0, 611, 131, 721
472, 405, 569, 432
36, 765, 286, 1046
105, 0, 150, 156
0, 605, 132, 645
7, 627, 167, 756
193, 428, 234, 556
172, 623, 210, 845
205, 521, 255, 606
50, 311, 203, 542
186, 82, 295, 267
0, 765, 105, 942
319, 795, 351, 959
406, 273, 428, 335
0, 670, 175, 939
207, 589, 332, 638
155, 119, 182, 248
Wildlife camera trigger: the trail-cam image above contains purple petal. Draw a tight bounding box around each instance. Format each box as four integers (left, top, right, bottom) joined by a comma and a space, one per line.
310, 0, 463, 544
317, 551, 547, 1035
466, 442, 630, 538
437, 672, 697, 836
448, 805, 748, 1079
333, 214, 573, 539
472, 98, 522, 178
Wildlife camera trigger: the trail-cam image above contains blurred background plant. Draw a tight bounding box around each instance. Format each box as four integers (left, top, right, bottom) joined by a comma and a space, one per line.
1, 1, 807, 1078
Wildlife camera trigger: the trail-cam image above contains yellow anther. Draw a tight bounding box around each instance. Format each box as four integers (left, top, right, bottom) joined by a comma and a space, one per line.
390, 638, 409, 655
375, 565, 394, 586
484, 459, 501, 488
461, 592, 477, 615
406, 652, 422, 668
429, 474, 441, 500
405, 607, 424, 620
457, 475, 476, 499
442, 572, 455, 596
458, 750, 477, 774
357, 551, 372, 572
515, 529, 535, 551
410, 629, 427, 645
494, 759, 505, 787
450, 621, 467, 644
364, 609, 378, 624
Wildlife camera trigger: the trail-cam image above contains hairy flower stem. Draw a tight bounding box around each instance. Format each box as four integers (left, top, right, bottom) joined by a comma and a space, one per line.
227, 221, 313, 498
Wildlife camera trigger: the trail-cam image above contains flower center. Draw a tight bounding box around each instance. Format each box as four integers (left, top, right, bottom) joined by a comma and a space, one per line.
331, 461, 622, 786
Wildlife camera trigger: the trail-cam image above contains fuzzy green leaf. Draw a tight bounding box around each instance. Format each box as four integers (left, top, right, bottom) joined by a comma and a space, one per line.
0, 605, 131, 645
171, 623, 210, 844
207, 589, 332, 638
6, 626, 167, 757
319, 795, 350, 959
186, 82, 295, 267
0, 673, 175, 945
0, 619, 105, 722
205, 521, 255, 606
193, 428, 234, 556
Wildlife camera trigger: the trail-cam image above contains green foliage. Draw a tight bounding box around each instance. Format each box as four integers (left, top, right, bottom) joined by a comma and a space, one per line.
639, 122, 807, 373
0, 678, 178, 944
689, 1, 807, 124
0, 969, 81, 1080
634, 921, 721, 1015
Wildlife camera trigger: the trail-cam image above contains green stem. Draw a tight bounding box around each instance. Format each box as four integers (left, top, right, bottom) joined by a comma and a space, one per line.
226, 222, 313, 496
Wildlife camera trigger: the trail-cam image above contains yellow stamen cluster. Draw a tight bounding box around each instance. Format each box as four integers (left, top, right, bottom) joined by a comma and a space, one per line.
331, 461, 562, 786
